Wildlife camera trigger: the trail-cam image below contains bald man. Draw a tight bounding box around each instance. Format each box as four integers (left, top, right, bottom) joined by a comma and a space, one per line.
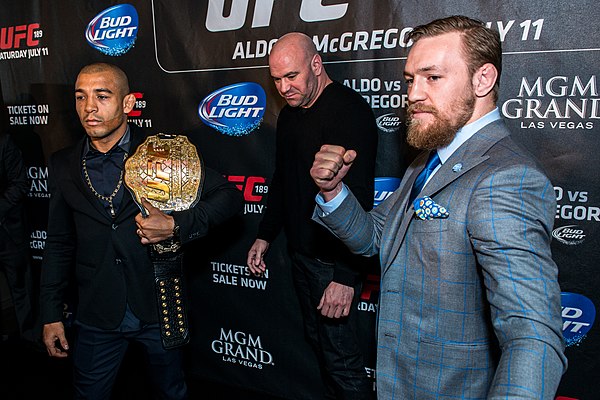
247, 33, 378, 399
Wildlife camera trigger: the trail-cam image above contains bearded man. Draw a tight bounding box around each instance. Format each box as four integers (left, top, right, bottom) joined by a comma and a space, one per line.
309, 16, 566, 399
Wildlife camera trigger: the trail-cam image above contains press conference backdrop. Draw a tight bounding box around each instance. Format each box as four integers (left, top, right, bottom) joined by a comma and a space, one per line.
1, 1, 598, 399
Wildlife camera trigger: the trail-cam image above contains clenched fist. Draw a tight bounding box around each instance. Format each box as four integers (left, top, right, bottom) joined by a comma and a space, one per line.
310, 144, 356, 202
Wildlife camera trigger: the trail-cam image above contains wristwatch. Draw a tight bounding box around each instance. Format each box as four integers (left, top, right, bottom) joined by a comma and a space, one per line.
172, 219, 180, 240
152, 218, 181, 254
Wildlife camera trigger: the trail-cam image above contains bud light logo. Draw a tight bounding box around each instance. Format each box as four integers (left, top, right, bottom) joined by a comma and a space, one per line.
561, 292, 596, 347
86, 4, 139, 56
376, 113, 402, 133
552, 225, 586, 245
374, 177, 400, 207
199, 82, 266, 136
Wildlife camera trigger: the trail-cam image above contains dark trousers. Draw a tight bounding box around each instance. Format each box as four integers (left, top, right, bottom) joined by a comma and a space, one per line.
0, 237, 35, 341
73, 306, 187, 400
291, 252, 373, 400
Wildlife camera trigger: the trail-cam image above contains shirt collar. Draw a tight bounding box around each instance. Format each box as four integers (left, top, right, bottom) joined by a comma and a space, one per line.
437, 107, 501, 164
83, 124, 131, 156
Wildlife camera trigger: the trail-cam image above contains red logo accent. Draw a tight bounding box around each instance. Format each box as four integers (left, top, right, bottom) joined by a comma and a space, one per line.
360, 274, 380, 301
127, 92, 143, 117
227, 176, 267, 202
0, 24, 40, 49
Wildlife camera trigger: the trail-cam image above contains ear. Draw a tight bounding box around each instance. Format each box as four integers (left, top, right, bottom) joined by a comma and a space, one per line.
123, 93, 136, 114
311, 54, 323, 76
472, 63, 498, 97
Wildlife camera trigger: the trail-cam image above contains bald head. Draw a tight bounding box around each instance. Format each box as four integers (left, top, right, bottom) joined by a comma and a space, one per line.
268, 32, 331, 108
270, 32, 318, 65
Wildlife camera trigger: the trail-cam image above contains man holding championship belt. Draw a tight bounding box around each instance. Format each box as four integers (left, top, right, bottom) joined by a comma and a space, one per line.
39, 62, 242, 399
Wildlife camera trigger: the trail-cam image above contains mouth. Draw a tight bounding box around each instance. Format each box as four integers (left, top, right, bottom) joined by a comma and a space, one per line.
84, 118, 102, 126
408, 105, 436, 121
281, 91, 298, 100
408, 110, 426, 122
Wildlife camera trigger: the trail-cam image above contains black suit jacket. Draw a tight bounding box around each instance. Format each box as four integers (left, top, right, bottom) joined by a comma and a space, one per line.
40, 125, 242, 329
0, 133, 28, 246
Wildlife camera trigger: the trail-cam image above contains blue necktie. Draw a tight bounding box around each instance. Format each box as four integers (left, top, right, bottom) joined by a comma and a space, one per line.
409, 151, 441, 204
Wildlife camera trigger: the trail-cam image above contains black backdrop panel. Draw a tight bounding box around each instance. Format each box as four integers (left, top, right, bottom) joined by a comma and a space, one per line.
1, 1, 599, 399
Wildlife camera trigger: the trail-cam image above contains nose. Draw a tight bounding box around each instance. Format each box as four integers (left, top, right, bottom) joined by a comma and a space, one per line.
407, 78, 426, 103
278, 78, 291, 95
84, 97, 97, 113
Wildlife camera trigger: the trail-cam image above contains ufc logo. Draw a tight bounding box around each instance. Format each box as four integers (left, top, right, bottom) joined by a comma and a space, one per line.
0, 24, 40, 49
206, 0, 349, 32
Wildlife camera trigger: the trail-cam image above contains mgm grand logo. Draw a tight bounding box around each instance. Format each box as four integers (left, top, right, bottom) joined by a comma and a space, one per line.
212, 328, 273, 369
502, 75, 599, 131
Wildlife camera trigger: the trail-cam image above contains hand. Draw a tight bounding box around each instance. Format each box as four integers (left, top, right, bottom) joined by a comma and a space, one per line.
43, 322, 69, 358
310, 144, 357, 202
317, 281, 354, 318
135, 198, 175, 244
247, 239, 269, 276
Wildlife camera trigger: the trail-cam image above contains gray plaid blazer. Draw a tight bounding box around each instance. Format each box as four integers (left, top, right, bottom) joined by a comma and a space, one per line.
314, 119, 567, 399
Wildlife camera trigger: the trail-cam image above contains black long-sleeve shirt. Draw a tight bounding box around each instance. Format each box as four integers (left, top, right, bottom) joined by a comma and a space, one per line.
257, 81, 378, 285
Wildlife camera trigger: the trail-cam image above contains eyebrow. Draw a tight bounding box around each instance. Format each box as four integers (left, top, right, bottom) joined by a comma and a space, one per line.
271, 70, 299, 79
404, 64, 443, 76
75, 87, 114, 94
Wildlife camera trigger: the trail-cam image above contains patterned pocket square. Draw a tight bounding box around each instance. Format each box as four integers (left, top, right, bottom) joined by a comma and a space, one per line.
414, 196, 449, 220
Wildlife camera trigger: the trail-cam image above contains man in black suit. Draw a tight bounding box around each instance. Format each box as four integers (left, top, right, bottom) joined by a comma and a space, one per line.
39, 63, 242, 399
0, 132, 36, 342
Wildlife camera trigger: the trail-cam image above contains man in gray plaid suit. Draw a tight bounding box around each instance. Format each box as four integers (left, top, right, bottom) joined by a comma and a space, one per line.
310, 16, 567, 399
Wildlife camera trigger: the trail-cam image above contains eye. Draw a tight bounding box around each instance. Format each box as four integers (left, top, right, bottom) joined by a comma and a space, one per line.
428, 75, 441, 82
75, 95, 85, 101
404, 78, 413, 87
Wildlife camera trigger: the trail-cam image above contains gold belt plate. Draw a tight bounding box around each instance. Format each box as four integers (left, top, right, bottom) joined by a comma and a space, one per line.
124, 134, 203, 214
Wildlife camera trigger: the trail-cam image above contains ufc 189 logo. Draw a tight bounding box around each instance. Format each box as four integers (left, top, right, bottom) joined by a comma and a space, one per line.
0, 23, 41, 49
227, 176, 268, 202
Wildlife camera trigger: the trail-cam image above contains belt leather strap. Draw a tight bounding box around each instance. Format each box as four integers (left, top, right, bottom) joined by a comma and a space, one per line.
151, 247, 189, 349
124, 133, 203, 349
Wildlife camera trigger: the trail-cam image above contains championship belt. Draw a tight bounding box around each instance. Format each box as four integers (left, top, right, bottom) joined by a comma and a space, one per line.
124, 133, 203, 349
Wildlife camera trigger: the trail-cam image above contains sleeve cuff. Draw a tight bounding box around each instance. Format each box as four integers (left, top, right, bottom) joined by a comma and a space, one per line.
315, 184, 349, 217
332, 266, 360, 286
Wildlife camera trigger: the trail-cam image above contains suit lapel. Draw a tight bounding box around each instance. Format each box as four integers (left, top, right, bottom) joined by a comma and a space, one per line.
379, 152, 427, 269
69, 125, 148, 224
427, 120, 510, 199
68, 137, 114, 222
114, 125, 146, 223
381, 120, 511, 273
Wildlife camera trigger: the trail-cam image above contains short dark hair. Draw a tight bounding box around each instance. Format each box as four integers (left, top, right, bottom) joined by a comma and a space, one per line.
408, 15, 502, 101
78, 63, 130, 96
